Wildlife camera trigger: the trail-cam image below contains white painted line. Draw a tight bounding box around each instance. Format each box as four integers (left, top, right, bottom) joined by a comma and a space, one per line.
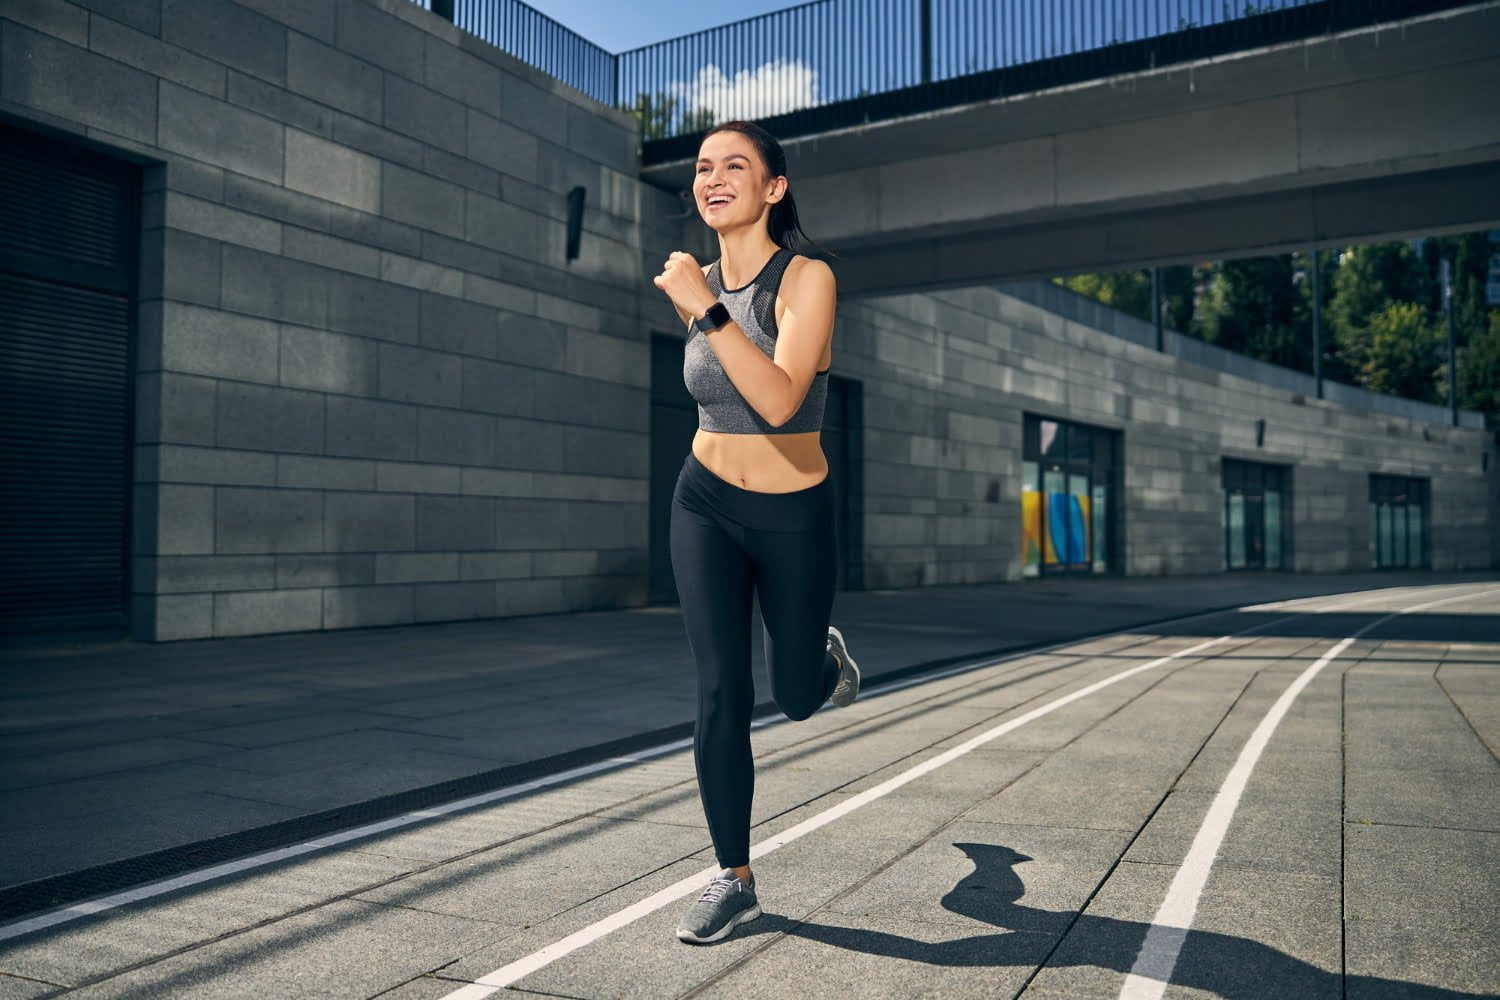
0, 585, 1424, 945
1117, 586, 1500, 1000
439, 633, 1239, 998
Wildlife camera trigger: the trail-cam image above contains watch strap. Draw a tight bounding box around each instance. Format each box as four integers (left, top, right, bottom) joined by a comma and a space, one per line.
694, 302, 731, 334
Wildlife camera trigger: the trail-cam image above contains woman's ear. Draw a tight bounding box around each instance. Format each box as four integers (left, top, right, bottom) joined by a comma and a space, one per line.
765, 175, 788, 205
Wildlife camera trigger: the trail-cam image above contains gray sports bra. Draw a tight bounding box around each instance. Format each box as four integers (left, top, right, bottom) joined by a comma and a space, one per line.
682, 248, 830, 435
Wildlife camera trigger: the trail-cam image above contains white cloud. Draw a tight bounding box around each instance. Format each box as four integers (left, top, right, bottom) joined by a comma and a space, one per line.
670, 58, 819, 122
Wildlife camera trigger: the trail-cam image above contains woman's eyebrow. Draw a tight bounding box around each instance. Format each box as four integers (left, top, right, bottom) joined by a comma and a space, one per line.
696, 154, 751, 165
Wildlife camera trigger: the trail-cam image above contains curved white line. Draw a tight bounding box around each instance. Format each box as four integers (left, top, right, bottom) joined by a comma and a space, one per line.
1117, 586, 1500, 1000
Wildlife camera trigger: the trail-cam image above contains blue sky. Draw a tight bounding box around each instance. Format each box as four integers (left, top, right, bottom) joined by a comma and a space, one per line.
530, 0, 807, 53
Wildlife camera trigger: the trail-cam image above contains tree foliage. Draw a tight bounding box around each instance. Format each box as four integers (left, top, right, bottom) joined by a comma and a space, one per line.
625, 91, 714, 141
1056, 229, 1499, 414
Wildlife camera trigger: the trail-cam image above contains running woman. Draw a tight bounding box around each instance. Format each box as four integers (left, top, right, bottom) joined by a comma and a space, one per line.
652, 120, 861, 945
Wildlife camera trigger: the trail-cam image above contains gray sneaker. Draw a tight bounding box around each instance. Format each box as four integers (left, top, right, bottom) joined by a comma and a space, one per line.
676, 870, 761, 944
828, 626, 860, 707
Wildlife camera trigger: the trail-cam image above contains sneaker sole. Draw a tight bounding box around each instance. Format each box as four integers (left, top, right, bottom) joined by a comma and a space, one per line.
675, 902, 762, 944
828, 626, 860, 708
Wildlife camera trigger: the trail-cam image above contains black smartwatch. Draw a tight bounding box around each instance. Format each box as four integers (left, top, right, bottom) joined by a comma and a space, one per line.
693, 302, 731, 334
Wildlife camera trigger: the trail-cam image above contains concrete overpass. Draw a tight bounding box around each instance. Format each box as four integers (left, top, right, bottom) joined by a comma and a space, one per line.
642, 2, 1500, 296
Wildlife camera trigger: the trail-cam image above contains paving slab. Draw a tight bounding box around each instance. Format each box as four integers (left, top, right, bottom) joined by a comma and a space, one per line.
1344, 824, 1500, 998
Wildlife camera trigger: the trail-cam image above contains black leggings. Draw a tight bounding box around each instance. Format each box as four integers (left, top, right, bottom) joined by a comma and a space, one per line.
670, 452, 840, 869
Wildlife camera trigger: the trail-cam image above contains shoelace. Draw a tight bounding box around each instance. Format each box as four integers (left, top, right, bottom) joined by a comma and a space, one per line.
697, 877, 737, 904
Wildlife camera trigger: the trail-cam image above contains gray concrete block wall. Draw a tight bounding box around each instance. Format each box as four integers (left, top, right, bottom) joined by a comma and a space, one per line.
837, 287, 1493, 586
1, 0, 654, 640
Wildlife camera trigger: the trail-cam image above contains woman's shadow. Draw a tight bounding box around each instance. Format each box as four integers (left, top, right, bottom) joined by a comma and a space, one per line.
745, 842, 1488, 999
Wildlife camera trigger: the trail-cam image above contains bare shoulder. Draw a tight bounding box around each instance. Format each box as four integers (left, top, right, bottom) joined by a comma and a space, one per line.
783, 254, 836, 298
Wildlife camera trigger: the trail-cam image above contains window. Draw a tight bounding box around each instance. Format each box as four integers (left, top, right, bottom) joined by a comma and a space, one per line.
1369, 475, 1429, 569
1022, 416, 1119, 577
1222, 459, 1291, 570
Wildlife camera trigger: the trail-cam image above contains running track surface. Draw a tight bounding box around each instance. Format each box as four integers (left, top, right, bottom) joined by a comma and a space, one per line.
1, 582, 1496, 999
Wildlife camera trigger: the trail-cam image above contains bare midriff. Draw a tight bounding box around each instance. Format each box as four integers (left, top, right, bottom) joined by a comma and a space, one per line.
691, 429, 828, 494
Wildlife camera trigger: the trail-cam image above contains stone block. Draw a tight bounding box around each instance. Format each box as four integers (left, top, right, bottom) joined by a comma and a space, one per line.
565, 103, 634, 170
326, 274, 421, 343
466, 110, 539, 183
1, 23, 157, 144
563, 329, 649, 388
331, 110, 426, 172
287, 32, 381, 121
223, 173, 331, 231
162, 0, 285, 84
226, 70, 333, 139
465, 191, 539, 258
327, 205, 422, 258
135, 593, 214, 642
460, 358, 534, 417
213, 588, 323, 637
416, 495, 495, 551
383, 72, 465, 152
494, 497, 566, 550
165, 193, 282, 254
279, 324, 379, 396
458, 551, 530, 580
162, 301, 280, 383
283, 228, 381, 278
152, 444, 278, 487
533, 550, 596, 578
379, 252, 464, 296
562, 426, 647, 479
216, 487, 323, 554
375, 461, 462, 495
156, 484, 215, 555
419, 230, 502, 281
416, 292, 493, 355
412, 580, 495, 622
495, 418, 566, 472
334, 0, 424, 79
422, 32, 502, 113
416, 407, 495, 466
215, 382, 325, 455
159, 81, 284, 184
324, 491, 415, 551
4, 0, 89, 45
285, 130, 381, 213
378, 343, 463, 407
139, 227, 219, 307
382, 163, 465, 240
279, 455, 378, 494
221, 245, 329, 327
325, 396, 418, 461
498, 73, 566, 146
493, 577, 565, 617
376, 552, 459, 584
138, 371, 218, 447
565, 501, 638, 549
148, 554, 278, 594
87, 14, 225, 98
276, 553, 376, 589
322, 584, 415, 629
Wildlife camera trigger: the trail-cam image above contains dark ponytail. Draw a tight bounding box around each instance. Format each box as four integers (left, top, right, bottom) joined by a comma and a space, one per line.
703, 120, 833, 258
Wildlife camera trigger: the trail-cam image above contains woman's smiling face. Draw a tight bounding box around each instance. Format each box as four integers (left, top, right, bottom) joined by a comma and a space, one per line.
694, 130, 783, 232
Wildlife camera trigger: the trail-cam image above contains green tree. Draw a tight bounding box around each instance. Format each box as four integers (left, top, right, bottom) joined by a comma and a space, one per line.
1196, 256, 1308, 370
1457, 309, 1500, 414
625, 92, 715, 141
1055, 266, 1195, 331
1350, 301, 1444, 402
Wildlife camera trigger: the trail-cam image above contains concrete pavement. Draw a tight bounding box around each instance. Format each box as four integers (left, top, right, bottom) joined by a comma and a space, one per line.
0, 577, 1494, 997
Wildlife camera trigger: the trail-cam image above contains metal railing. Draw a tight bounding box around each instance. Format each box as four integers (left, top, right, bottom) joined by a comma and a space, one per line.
413, 0, 1476, 147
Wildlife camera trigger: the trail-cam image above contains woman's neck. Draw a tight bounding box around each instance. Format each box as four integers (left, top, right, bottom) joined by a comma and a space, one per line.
715, 227, 780, 290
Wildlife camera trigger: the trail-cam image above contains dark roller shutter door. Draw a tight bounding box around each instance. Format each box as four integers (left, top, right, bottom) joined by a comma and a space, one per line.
0, 127, 138, 633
